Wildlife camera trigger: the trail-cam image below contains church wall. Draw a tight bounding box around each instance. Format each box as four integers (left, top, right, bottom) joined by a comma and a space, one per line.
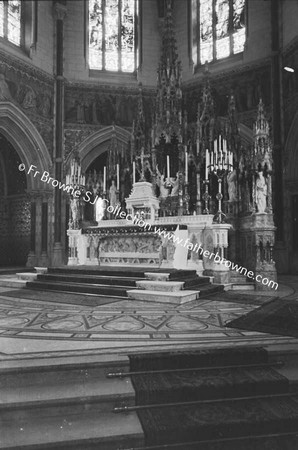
138, 0, 161, 86
282, 0, 298, 47
244, 0, 272, 63
173, 0, 190, 80
32, 1, 54, 75
64, 0, 87, 81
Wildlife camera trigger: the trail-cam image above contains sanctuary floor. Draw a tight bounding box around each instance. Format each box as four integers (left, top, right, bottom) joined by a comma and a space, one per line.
0, 273, 297, 365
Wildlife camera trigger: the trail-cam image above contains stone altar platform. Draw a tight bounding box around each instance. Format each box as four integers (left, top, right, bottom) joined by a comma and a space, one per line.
67, 214, 232, 279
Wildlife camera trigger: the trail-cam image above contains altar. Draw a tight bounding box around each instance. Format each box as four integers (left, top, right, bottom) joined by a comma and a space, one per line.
68, 216, 230, 277
67, 180, 232, 282
65, 2, 277, 289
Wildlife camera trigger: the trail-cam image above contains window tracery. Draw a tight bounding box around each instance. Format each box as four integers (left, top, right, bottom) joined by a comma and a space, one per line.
89, 0, 136, 73
195, 0, 246, 65
0, 0, 21, 46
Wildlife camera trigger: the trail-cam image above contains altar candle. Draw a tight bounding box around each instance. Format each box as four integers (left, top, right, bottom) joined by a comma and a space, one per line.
214, 138, 218, 158
185, 150, 188, 183
133, 161, 136, 184
205, 149, 209, 180
103, 166, 106, 192
167, 155, 170, 179
116, 164, 119, 190
220, 136, 223, 163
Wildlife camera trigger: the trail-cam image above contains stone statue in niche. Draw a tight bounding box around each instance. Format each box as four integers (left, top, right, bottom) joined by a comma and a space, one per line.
109, 180, 117, 208
22, 86, 37, 109
158, 235, 168, 267
70, 198, 80, 229
39, 94, 51, 117
0, 74, 13, 101
255, 171, 267, 213
227, 169, 237, 202
76, 101, 85, 123
159, 174, 169, 198
95, 197, 105, 223
170, 173, 179, 196
156, 165, 169, 198
92, 101, 98, 124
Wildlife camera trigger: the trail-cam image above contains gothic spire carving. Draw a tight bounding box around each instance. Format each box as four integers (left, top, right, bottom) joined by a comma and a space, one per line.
132, 83, 146, 156
197, 67, 215, 153
227, 92, 240, 159
155, 0, 183, 143
253, 98, 272, 171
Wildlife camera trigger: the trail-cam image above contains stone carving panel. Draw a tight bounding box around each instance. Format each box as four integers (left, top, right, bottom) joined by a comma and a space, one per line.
65, 85, 154, 128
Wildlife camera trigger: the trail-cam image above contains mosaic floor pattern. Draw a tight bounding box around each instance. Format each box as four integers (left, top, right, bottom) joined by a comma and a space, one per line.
0, 277, 297, 358
0, 292, 286, 342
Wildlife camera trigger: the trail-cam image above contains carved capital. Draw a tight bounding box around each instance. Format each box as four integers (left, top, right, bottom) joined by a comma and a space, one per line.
53, 2, 67, 21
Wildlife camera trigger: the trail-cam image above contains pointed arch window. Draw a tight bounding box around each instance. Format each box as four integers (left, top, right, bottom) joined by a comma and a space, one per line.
88, 0, 137, 73
0, 0, 21, 46
192, 0, 246, 66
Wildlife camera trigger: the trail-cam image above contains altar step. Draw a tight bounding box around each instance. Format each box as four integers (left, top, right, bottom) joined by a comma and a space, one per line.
36, 273, 138, 288
48, 266, 197, 279
26, 279, 132, 298
24, 267, 222, 304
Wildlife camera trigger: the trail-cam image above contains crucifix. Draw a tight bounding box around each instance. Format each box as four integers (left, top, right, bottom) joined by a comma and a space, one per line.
140, 147, 145, 180
138, 146, 151, 181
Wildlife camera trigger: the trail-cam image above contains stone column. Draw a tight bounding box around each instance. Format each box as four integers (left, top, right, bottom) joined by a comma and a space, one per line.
271, 0, 283, 240
52, 1, 67, 266
40, 193, 51, 266
26, 198, 37, 267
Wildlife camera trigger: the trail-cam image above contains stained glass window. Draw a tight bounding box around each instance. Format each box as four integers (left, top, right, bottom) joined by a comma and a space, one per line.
89, 0, 136, 73
196, 0, 245, 65
0, 0, 21, 46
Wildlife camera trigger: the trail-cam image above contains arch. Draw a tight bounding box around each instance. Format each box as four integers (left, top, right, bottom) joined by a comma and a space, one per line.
0, 102, 52, 191
69, 125, 131, 171
284, 110, 298, 181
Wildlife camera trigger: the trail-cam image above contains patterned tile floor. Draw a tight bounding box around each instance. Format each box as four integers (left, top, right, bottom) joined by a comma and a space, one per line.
0, 276, 297, 360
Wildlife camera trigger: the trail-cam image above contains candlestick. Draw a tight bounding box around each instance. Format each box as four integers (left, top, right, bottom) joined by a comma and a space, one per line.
103, 166, 106, 192
133, 161, 136, 184
219, 144, 222, 170
205, 149, 209, 180
185, 151, 188, 183
223, 138, 227, 153
116, 163, 119, 190
167, 155, 170, 180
